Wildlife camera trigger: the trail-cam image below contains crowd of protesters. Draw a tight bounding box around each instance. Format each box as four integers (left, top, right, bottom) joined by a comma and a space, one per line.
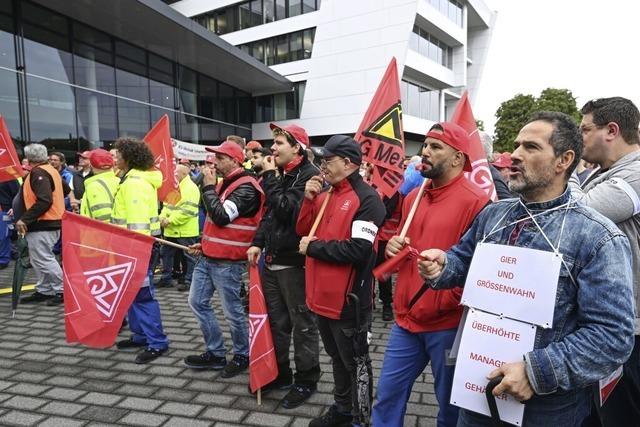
8, 96, 639, 427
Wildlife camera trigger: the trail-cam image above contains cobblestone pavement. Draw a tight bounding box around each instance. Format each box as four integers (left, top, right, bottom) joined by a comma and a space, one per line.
0, 262, 438, 426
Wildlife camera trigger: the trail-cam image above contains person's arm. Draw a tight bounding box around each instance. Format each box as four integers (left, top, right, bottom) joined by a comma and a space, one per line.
262, 168, 314, 223
525, 233, 635, 394
202, 183, 259, 227
569, 169, 640, 223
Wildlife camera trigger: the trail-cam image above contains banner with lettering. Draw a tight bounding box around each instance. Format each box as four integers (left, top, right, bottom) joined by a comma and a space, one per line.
172, 138, 214, 161
450, 308, 536, 426
354, 57, 405, 198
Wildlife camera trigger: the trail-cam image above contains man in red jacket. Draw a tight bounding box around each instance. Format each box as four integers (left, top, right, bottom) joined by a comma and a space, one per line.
297, 135, 385, 427
372, 122, 490, 427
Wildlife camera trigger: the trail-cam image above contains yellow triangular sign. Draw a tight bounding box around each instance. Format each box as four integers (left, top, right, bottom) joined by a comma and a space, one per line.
364, 103, 403, 147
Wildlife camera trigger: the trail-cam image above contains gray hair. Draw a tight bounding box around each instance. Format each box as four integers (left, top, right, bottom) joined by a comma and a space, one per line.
24, 143, 49, 163
478, 131, 493, 161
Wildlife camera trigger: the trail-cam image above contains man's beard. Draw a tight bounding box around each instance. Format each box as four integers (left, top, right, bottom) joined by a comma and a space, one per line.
508, 163, 554, 196
420, 158, 445, 179
253, 165, 263, 174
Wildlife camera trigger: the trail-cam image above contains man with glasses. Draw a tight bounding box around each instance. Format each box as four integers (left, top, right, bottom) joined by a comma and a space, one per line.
297, 135, 385, 427
572, 97, 640, 427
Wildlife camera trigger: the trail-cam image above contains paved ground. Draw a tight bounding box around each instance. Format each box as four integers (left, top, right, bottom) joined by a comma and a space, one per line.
0, 261, 439, 426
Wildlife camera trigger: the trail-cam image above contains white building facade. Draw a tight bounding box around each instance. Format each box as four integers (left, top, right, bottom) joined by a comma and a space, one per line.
170, 0, 495, 152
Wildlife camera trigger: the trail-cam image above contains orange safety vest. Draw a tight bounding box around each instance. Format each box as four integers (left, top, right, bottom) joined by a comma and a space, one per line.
23, 164, 65, 221
201, 175, 264, 261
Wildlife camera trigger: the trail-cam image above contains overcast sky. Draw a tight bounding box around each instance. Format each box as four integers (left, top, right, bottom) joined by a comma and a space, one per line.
474, 0, 640, 135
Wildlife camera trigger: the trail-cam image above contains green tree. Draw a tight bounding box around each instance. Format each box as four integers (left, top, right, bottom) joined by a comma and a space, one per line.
476, 119, 485, 131
493, 88, 581, 152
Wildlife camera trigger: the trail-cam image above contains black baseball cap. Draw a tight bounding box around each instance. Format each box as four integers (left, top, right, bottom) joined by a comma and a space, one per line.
318, 135, 362, 165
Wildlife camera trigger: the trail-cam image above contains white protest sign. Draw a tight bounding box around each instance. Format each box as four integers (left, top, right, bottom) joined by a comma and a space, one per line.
172, 139, 217, 161
451, 309, 536, 426
461, 243, 562, 328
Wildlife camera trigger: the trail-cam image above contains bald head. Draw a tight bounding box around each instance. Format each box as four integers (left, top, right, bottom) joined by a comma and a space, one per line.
175, 164, 190, 182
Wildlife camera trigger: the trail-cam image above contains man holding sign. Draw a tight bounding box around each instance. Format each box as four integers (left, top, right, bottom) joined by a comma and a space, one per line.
418, 112, 635, 425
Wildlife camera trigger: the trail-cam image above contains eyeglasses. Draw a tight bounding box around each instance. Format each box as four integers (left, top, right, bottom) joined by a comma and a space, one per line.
320, 158, 344, 168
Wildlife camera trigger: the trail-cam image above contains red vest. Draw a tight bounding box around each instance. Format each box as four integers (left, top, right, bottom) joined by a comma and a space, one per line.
201, 175, 264, 261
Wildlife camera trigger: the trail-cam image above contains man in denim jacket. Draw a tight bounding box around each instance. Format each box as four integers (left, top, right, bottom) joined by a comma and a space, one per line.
418, 111, 635, 426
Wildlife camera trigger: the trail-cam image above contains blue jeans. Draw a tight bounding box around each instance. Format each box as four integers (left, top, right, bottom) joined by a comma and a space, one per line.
159, 236, 197, 284
128, 269, 169, 351
456, 386, 591, 426
373, 324, 458, 427
0, 214, 12, 265
188, 257, 248, 357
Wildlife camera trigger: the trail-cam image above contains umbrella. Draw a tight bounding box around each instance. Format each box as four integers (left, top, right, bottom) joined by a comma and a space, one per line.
11, 236, 29, 317
347, 293, 372, 426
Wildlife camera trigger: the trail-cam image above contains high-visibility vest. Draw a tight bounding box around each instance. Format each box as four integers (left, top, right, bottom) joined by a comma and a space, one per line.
201, 175, 264, 260
80, 171, 120, 222
159, 175, 200, 238
111, 169, 161, 237
23, 164, 65, 221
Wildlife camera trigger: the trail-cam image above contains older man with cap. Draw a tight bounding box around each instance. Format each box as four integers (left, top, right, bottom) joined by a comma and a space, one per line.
77, 150, 93, 180
246, 123, 321, 408
79, 149, 119, 222
372, 122, 490, 427
184, 140, 264, 379
297, 135, 385, 427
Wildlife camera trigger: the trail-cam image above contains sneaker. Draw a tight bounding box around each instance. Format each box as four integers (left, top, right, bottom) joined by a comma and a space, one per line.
184, 352, 227, 370
220, 354, 249, 378
176, 283, 190, 292
116, 338, 147, 352
382, 304, 394, 321
281, 383, 316, 409
21, 292, 53, 303
248, 374, 292, 395
45, 293, 64, 306
309, 404, 352, 427
154, 279, 173, 288
135, 348, 166, 364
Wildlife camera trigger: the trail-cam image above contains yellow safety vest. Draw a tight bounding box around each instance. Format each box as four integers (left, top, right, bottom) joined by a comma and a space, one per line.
111, 169, 161, 236
80, 171, 120, 222
159, 175, 200, 238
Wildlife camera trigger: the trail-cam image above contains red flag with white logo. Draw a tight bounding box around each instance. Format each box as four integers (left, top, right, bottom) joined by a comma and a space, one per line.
62, 212, 155, 348
354, 57, 405, 198
144, 114, 181, 204
451, 91, 497, 201
0, 115, 24, 182
249, 265, 278, 393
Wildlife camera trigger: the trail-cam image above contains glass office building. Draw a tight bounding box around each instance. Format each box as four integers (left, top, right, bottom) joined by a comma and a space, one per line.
0, 0, 290, 160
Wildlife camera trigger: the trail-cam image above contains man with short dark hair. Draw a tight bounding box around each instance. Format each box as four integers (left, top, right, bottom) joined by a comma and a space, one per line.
418, 111, 635, 426
572, 97, 640, 427
297, 135, 386, 427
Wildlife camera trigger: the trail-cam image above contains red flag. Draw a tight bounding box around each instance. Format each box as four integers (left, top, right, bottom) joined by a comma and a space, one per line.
451, 91, 497, 201
62, 212, 155, 348
248, 265, 278, 393
354, 57, 405, 198
373, 245, 422, 281
0, 115, 24, 182
144, 115, 181, 204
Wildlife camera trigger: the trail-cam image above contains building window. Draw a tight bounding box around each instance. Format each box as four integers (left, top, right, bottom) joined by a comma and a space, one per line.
428, 0, 463, 27
239, 28, 315, 65
401, 80, 439, 121
410, 26, 453, 69
255, 81, 305, 122
193, 0, 319, 35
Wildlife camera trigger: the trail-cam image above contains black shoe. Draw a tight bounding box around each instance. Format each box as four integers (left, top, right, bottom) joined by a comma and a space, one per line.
154, 279, 173, 288
248, 375, 292, 395
176, 283, 190, 292
20, 292, 53, 304
135, 348, 166, 364
116, 338, 147, 352
382, 304, 394, 321
220, 354, 249, 378
281, 383, 316, 409
45, 293, 64, 306
309, 404, 352, 427
184, 352, 227, 370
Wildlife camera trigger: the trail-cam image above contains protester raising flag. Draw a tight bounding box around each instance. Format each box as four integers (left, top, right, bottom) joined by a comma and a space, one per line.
144, 114, 181, 204
248, 265, 278, 396
354, 57, 405, 198
62, 212, 155, 348
0, 115, 24, 182
451, 91, 497, 201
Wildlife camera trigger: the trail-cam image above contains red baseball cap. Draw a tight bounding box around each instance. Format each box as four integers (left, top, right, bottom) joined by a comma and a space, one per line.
205, 141, 244, 164
269, 123, 310, 149
89, 149, 114, 169
205, 154, 216, 163
492, 152, 512, 169
246, 140, 262, 150
425, 122, 472, 172
78, 150, 92, 159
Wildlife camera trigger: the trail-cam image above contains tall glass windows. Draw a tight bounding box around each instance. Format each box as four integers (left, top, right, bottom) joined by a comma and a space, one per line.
428, 0, 463, 27
401, 80, 439, 121
115, 41, 149, 137
410, 26, 453, 69
239, 28, 315, 65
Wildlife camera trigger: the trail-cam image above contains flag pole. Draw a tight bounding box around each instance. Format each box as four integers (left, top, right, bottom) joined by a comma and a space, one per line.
257, 388, 262, 405
154, 237, 192, 252
308, 187, 333, 239
398, 178, 427, 239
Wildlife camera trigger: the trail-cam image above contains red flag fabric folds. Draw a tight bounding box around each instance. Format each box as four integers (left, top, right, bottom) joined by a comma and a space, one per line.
0, 115, 24, 182
373, 245, 421, 282
450, 91, 497, 201
62, 212, 155, 348
248, 265, 278, 393
354, 57, 405, 198
144, 114, 181, 204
